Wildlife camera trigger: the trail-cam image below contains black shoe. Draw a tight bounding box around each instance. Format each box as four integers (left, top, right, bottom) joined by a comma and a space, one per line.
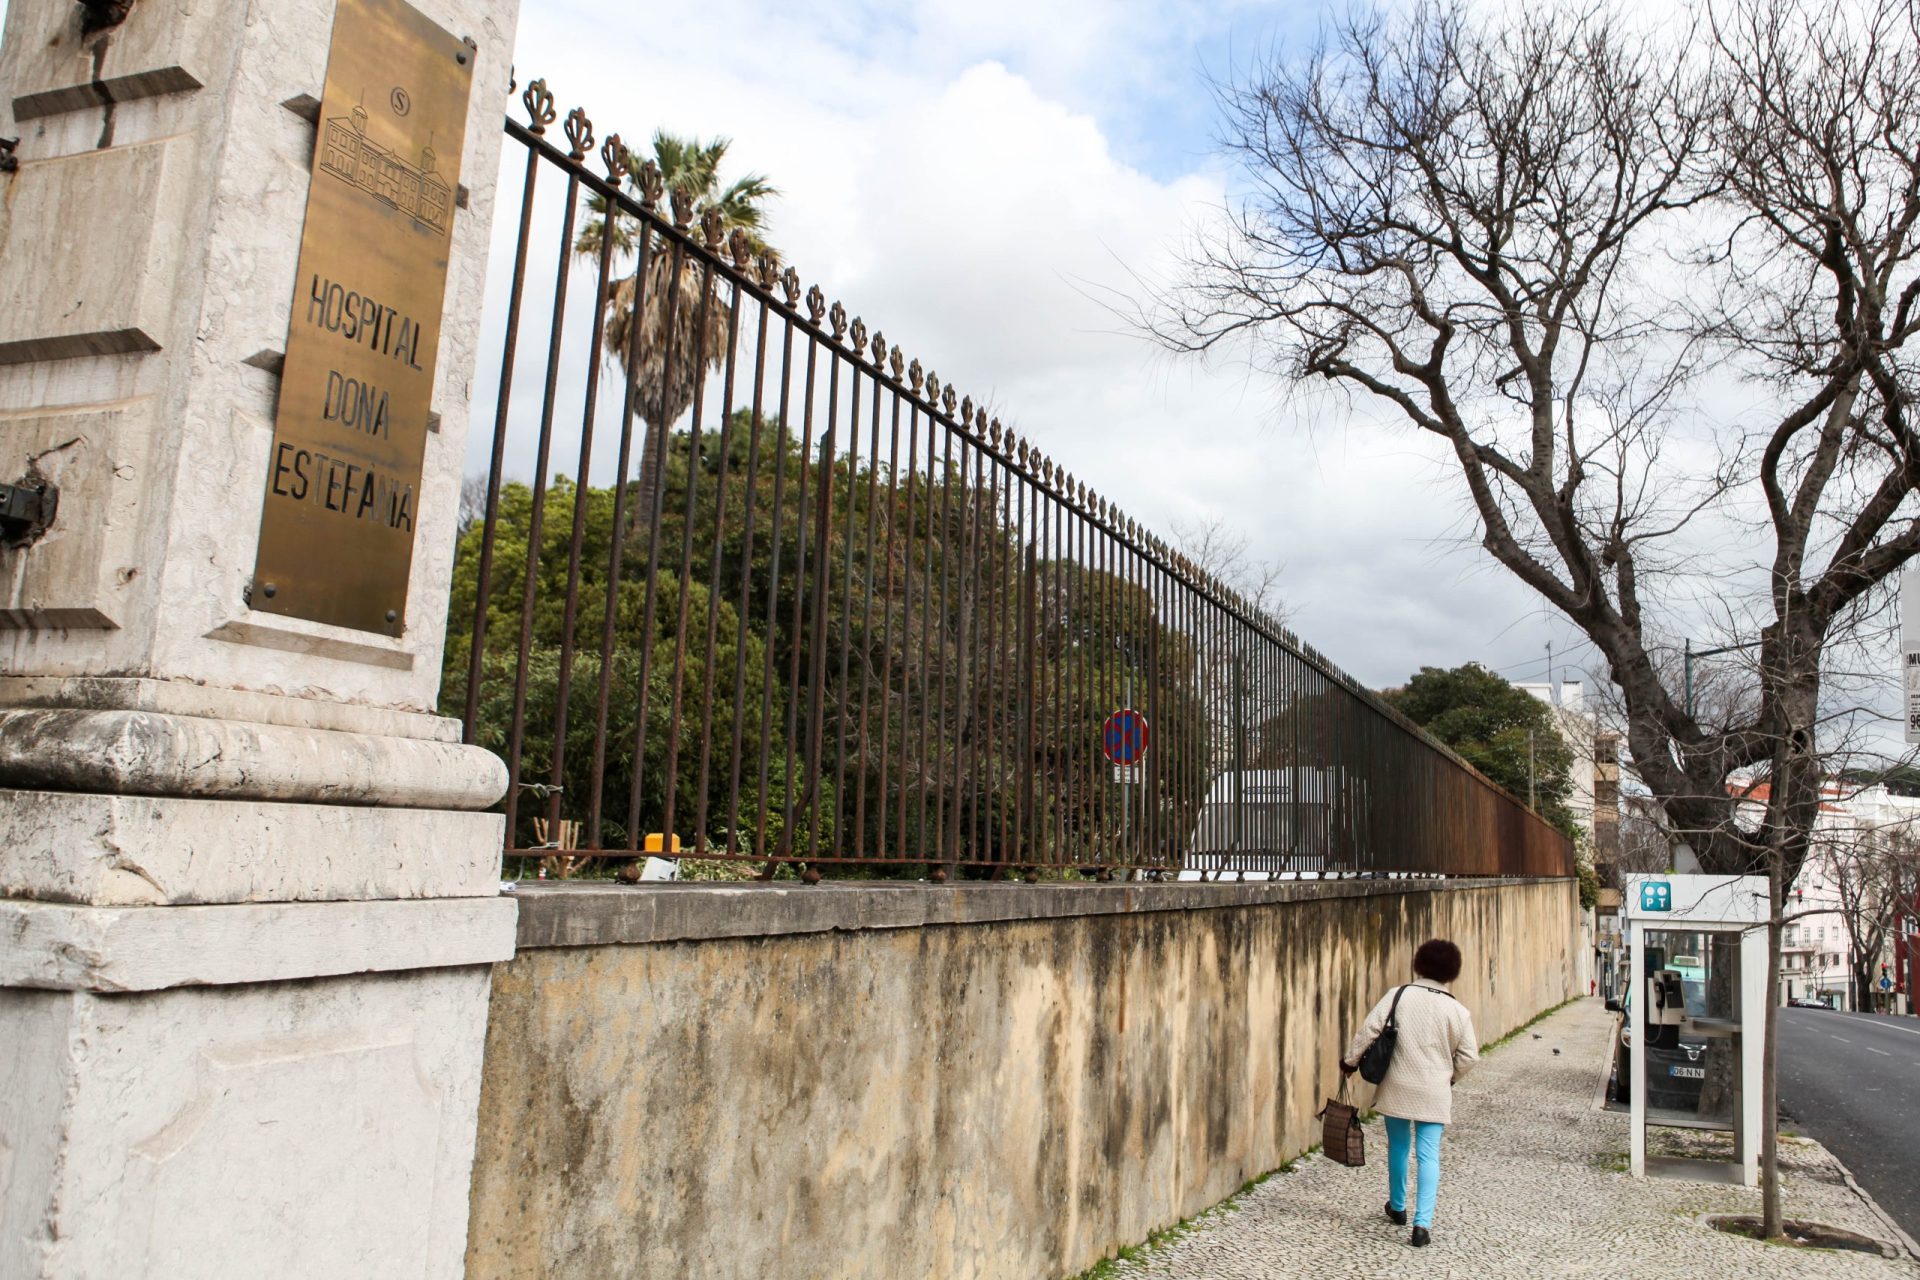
1409, 1227, 1431, 1248
1385, 1202, 1407, 1226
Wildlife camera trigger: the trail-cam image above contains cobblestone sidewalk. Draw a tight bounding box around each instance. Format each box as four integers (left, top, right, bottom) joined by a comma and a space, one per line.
1107, 998, 1919, 1278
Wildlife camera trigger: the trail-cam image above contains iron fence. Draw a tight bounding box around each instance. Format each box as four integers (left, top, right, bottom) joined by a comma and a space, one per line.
447, 79, 1574, 882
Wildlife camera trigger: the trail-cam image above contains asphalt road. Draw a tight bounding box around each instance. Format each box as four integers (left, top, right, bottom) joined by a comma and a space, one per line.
1777, 1006, 1920, 1242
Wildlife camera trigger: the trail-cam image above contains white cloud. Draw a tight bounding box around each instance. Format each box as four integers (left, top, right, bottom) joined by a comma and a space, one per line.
466, 0, 1583, 694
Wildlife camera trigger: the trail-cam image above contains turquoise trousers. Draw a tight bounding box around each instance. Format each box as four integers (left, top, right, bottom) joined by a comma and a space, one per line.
1383, 1115, 1445, 1228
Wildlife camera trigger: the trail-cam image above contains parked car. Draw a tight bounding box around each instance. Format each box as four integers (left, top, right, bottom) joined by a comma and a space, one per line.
1606, 976, 1717, 1113
1787, 997, 1830, 1009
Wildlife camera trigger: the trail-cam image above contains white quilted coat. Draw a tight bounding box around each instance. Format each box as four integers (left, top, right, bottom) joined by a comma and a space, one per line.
1343, 978, 1480, 1125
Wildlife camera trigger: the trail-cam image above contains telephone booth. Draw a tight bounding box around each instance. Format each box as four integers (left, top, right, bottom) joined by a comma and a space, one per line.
1619, 874, 1768, 1185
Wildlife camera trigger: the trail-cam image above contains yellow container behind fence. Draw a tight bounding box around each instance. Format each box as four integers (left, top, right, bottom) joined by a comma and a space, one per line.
643, 833, 681, 854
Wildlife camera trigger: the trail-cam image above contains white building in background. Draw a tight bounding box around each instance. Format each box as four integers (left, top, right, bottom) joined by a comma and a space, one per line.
1781, 841, 1851, 1007
1731, 778, 1920, 1009
1518, 680, 1620, 1000
1516, 680, 1598, 834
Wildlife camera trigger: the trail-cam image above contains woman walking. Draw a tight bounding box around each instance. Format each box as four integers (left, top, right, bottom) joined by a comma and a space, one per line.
1340, 938, 1480, 1247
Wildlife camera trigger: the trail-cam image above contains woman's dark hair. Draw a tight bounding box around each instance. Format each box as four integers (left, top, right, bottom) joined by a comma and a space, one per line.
1413, 938, 1463, 984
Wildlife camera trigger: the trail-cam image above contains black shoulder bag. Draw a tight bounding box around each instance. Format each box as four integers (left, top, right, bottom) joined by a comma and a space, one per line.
1357, 985, 1409, 1085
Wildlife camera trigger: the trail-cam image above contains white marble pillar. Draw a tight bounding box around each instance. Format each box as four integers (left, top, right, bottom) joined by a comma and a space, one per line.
0, 0, 521, 1274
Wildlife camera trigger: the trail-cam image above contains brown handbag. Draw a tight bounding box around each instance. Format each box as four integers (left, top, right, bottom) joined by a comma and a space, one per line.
1318, 1079, 1365, 1167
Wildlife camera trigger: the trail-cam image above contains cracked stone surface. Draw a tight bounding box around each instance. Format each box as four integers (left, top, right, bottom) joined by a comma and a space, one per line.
1105, 998, 1920, 1278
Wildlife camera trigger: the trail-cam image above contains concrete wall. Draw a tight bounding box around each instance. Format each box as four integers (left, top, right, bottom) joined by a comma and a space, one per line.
464, 878, 1580, 1280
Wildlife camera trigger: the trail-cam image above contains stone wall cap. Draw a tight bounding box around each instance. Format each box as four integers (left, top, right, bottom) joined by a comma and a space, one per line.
508, 877, 1570, 950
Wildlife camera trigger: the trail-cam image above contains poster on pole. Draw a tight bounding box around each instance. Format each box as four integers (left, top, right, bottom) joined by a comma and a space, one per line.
1905, 568, 1920, 743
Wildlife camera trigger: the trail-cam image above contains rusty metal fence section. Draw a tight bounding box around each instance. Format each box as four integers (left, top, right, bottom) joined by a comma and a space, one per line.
446, 81, 1574, 882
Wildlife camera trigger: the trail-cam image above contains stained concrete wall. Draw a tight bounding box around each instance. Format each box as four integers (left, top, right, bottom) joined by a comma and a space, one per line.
464, 878, 1579, 1280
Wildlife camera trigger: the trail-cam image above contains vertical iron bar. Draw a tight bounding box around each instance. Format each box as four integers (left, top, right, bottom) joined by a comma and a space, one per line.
769, 327, 820, 876
544, 171, 623, 847
1018, 524, 1037, 872
802, 421, 839, 870
851, 366, 884, 860
659, 255, 719, 848
931, 417, 956, 873
585, 203, 658, 848
752, 312, 798, 862
874, 387, 904, 860
914, 409, 938, 865
947, 426, 976, 866
723, 291, 774, 857
690, 278, 745, 854
463, 140, 542, 745
829, 355, 860, 858
972, 436, 993, 865
622, 239, 689, 847
502, 160, 584, 850
894, 397, 921, 865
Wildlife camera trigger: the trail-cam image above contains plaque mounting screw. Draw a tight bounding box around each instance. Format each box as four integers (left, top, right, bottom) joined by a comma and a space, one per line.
262, 583, 278, 599
385, 609, 399, 623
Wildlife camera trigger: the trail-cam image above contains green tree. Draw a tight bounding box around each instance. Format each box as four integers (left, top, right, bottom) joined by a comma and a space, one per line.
446, 409, 1213, 878
441, 466, 825, 860
1385, 664, 1579, 838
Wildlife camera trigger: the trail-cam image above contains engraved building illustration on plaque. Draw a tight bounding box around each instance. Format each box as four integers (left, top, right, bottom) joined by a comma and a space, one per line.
320, 103, 453, 234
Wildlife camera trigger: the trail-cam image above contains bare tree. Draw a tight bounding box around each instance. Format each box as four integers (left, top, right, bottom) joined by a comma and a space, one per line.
1616, 795, 1676, 887
1171, 515, 1288, 626
1147, 0, 1920, 1237
1830, 823, 1920, 1009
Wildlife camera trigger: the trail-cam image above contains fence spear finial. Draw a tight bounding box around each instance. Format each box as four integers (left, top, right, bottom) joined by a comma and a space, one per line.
563, 106, 593, 160
637, 159, 664, 208
600, 133, 627, 181
522, 79, 557, 133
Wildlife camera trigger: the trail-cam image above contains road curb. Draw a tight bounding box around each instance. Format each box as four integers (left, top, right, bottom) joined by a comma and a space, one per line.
1827, 1148, 1920, 1264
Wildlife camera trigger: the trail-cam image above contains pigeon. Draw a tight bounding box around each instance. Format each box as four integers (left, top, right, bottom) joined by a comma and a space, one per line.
1532, 1033, 1543, 1039
1552, 1048, 1562, 1056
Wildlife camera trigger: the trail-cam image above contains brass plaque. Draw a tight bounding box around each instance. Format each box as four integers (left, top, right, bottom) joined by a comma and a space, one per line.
251, 0, 474, 636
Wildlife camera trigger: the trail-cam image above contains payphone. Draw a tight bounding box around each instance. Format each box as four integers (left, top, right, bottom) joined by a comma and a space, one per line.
1620, 874, 1768, 1185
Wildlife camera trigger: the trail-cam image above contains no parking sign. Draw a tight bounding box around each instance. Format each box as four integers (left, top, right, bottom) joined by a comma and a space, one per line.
1102, 708, 1150, 767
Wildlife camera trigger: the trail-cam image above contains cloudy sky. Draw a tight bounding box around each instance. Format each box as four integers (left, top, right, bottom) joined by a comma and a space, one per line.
476, 0, 1604, 699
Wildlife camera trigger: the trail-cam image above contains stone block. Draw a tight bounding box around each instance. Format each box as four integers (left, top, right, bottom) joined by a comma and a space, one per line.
0, 790, 505, 906
0, 135, 192, 365
0, 400, 154, 630
0, 895, 518, 992
3, 0, 225, 121
1, 965, 495, 1279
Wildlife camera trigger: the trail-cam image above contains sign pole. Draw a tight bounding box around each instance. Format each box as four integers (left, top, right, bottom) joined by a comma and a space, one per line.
1905, 568, 1920, 744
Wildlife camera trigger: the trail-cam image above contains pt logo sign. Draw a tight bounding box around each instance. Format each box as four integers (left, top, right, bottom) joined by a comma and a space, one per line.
1639, 882, 1672, 913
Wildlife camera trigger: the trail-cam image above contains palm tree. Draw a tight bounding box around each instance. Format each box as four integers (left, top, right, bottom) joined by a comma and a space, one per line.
575, 131, 777, 529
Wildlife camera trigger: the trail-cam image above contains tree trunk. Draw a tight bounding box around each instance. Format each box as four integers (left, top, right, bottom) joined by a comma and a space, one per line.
630, 418, 668, 548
